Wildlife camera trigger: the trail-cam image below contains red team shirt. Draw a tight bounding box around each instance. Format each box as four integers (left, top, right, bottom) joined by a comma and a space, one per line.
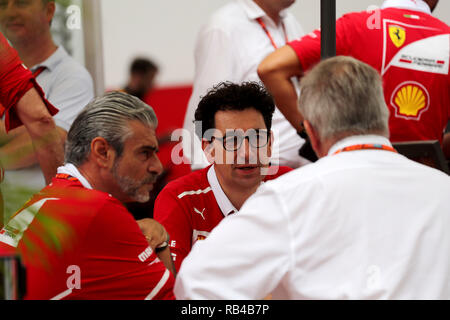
0, 175, 174, 300
154, 165, 292, 271
289, 7, 450, 143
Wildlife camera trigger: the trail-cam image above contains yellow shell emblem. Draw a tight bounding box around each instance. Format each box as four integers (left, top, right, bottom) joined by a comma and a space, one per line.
392, 83, 429, 118
389, 26, 406, 48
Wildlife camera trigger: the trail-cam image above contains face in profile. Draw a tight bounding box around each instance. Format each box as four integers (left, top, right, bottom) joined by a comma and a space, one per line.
0, 0, 54, 44
110, 120, 163, 203
204, 108, 272, 190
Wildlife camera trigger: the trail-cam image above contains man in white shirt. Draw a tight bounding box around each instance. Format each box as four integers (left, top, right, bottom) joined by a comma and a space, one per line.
0, 0, 94, 219
175, 56, 450, 300
183, 0, 308, 170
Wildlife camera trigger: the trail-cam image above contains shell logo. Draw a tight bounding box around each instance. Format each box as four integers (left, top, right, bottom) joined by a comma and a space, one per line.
391, 82, 430, 119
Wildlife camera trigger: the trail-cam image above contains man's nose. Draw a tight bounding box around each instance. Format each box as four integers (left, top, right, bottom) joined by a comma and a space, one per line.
149, 154, 163, 177
236, 137, 257, 164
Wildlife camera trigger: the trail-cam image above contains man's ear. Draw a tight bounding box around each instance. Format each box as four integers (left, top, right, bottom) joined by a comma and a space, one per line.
45, 1, 56, 23
90, 137, 115, 168
304, 120, 322, 158
202, 139, 215, 164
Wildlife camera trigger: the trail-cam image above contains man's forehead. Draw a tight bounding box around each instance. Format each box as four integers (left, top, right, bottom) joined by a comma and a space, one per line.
125, 120, 158, 146
213, 109, 267, 131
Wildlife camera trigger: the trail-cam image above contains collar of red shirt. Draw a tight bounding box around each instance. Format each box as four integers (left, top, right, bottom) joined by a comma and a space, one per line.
57, 163, 94, 189
207, 165, 238, 217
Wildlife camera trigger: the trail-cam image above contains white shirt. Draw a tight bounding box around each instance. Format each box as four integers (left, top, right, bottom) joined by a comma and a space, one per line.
207, 165, 237, 217
30, 46, 94, 131
183, 0, 307, 170
3, 46, 94, 216
381, 0, 432, 14
175, 135, 450, 299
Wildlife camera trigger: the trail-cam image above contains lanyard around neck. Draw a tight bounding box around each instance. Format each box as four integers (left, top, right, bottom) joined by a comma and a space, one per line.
55, 173, 79, 182
256, 17, 288, 50
333, 144, 398, 155
32, 66, 47, 78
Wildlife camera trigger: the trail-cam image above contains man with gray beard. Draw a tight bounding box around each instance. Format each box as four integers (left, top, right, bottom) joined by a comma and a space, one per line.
0, 92, 175, 299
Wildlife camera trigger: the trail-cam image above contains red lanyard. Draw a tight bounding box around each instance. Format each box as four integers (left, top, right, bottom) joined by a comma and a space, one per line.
333, 144, 398, 155
32, 66, 46, 78
256, 17, 288, 50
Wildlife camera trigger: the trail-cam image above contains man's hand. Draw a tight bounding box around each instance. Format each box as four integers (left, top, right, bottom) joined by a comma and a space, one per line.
137, 218, 176, 276
137, 218, 169, 250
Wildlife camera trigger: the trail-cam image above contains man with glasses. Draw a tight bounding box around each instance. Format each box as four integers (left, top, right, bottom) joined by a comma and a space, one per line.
153, 82, 292, 272
175, 57, 450, 300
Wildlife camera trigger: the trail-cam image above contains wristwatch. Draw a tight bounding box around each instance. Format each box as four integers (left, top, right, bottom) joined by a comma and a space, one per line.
155, 233, 170, 253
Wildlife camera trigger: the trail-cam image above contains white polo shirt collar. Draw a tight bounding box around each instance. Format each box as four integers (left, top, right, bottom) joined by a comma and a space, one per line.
31, 46, 68, 73
238, 0, 288, 24
381, 0, 432, 15
328, 135, 393, 156
207, 165, 238, 217
57, 163, 94, 190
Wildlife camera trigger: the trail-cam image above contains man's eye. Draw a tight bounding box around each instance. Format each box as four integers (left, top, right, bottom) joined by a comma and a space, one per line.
16, 0, 30, 7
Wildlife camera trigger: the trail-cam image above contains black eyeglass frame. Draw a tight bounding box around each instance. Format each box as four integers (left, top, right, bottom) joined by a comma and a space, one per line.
211, 129, 270, 152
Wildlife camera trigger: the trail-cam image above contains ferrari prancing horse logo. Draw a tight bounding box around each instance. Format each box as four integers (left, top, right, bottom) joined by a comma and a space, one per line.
389, 26, 406, 48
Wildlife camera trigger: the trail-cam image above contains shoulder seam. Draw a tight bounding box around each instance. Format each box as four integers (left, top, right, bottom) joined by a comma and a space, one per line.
177, 187, 212, 199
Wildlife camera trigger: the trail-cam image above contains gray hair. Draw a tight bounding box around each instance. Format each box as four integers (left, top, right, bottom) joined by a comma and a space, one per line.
298, 56, 389, 141
65, 91, 158, 166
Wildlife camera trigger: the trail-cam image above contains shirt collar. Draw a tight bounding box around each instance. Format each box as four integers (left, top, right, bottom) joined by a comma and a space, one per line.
31, 46, 67, 73
381, 0, 432, 15
327, 135, 393, 156
238, 0, 287, 21
57, 163, 94, 190
207, 165, 238, 217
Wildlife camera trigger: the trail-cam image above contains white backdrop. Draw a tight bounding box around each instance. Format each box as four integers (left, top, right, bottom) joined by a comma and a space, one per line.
99, 0, 450, 89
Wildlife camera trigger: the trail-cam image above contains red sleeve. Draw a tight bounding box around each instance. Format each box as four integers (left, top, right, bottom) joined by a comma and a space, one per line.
0, 241, 16, 256
287, 13, 355, 72
154, 187, 193, 272
0, 33, 58, 132
73, 201, 175, 300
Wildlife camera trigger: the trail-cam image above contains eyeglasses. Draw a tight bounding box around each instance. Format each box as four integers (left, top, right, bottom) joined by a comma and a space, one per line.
212, 129, 269, 151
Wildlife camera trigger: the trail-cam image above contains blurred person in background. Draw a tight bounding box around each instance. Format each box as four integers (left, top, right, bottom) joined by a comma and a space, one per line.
0, 0, 94, 219
0, 31, 63, 227
123, 57, 159, 101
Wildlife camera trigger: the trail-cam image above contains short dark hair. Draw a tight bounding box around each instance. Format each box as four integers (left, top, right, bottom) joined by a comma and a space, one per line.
194, 82, 275, 139
130, 58, 158, 75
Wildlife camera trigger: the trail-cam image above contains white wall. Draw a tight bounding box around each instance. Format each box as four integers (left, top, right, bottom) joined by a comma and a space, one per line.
99, 0, 450, 89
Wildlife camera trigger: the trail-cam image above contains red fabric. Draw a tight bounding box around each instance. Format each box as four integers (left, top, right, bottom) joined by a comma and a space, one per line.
0, 33, 58, 132
144, 85, 192, 182
154, 165, 292, 271
0, 176, 175, 300
288, 8, 450, 143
